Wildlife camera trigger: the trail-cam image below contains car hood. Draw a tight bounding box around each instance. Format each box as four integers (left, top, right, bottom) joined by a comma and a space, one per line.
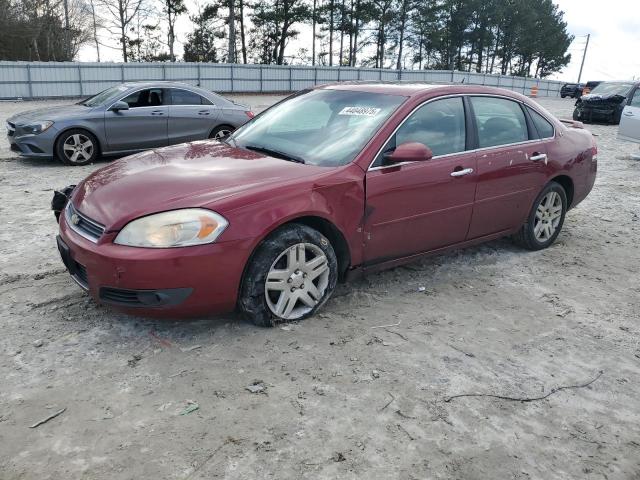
579, 93, 627, 105
9, 104, 92, 124
73, 141, 332, 231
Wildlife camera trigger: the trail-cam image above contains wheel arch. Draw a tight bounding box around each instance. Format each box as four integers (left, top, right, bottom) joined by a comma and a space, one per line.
549, 174, 574, 208
54, 126, 103, 156
209, 124, 235, 138
237, 214, 352, 306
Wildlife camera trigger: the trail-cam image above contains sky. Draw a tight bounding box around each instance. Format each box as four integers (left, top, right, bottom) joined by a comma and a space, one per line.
78, 0, 640, 83
550, 0, 640, 82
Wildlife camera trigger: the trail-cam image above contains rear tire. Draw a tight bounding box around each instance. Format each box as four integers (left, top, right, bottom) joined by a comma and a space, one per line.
513, 182, 567, 251
561, 94, 566, 98
209, 125, 234, 140
55, 129, 99, 166
238, 224, 338, 327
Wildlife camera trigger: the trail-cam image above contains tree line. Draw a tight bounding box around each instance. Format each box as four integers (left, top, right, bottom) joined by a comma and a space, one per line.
0, 0, 573, 78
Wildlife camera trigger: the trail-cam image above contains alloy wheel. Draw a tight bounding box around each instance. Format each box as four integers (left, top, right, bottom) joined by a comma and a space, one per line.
214, 129, 231, 139
265, 243, 330, 320
63, 134, 94, 164
534, 191, 563, 242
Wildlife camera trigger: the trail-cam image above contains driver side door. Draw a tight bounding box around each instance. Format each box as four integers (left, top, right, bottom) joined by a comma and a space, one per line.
104, 88, 169, 152
363, 96, 477, 264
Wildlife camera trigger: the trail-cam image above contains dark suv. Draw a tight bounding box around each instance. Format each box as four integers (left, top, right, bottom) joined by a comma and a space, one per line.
560, 83, 584, 98
573, 81, 640, 124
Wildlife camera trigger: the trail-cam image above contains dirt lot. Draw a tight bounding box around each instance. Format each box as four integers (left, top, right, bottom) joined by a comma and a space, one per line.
1, 94, 639, 480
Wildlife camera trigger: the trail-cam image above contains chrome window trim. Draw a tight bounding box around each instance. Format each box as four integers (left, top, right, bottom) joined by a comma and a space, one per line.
367, 93, 555, 172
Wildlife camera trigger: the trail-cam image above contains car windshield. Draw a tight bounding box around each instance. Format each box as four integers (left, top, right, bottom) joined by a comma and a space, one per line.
590, 82, 634, 96
80, 85, 129, 107
229, 89, 406, 167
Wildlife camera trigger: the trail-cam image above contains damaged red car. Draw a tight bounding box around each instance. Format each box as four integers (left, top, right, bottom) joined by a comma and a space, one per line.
54, 83, 597, 326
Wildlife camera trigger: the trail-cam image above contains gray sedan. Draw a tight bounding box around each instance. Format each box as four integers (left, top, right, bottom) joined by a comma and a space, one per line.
6, 81, 254, 166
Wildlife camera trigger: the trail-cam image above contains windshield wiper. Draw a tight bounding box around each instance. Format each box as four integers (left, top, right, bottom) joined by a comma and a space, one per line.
244, 145, 305, 164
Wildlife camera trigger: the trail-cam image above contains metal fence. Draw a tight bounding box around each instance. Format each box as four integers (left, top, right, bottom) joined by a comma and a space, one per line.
0, 61, 566, 100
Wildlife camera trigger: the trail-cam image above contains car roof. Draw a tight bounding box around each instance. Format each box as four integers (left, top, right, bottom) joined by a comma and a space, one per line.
316, 81, 532, 100
121, 81, 200, 89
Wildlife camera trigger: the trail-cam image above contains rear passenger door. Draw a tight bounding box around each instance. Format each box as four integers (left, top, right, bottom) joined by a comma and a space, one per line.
168, 88, 219, 144
466, 96, 549, 239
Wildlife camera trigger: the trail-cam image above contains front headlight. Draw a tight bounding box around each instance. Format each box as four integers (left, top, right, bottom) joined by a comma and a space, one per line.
23, 120, 54, 135
114, 209, 228, 248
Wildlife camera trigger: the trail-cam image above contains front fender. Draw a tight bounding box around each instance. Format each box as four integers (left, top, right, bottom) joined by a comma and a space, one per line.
222, 164, 366, 267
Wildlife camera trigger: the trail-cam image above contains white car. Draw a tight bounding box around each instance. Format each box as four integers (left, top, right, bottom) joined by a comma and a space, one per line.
619, 88, 640, 159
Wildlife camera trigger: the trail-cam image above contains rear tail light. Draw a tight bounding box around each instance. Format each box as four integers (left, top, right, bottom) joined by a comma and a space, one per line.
245, 111, 255, 119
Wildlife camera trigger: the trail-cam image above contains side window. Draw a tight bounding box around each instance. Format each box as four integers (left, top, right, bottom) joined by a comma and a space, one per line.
631, 89, 640, 108
470, 97, 528, 148
374, 97, 466, 166
121, 88, 165, 108
171, 89, 208, 105
527, 107, 555, 138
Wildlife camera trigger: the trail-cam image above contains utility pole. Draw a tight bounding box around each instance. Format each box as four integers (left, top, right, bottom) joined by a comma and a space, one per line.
63, 0, 71, 60
228, 0, 236, 63
577, 33, 590, 83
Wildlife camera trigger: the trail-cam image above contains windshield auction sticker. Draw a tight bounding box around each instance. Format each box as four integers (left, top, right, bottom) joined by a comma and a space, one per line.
338, 106, 381, 116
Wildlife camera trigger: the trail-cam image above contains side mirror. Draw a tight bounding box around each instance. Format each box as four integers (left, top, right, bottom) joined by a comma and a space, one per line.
384, 142, 433, 164
110, 101, 129, 112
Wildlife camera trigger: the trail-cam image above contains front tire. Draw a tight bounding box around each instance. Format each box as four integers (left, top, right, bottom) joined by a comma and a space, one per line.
513, 182, 567, 251
55, 129, 99, 166
238, 224, 338, 327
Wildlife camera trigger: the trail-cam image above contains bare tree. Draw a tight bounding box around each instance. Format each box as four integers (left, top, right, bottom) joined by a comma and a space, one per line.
95, 0, 147, 61
227, 0, 236, 62
161, 0, 186, 61
88, 0, 102, 61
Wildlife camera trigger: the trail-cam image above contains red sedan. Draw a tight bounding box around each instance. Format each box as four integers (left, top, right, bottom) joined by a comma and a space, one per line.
54, 83, 597, 326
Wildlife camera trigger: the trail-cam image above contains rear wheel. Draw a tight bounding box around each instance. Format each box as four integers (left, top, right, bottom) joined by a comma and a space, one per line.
238, 224, 338, 327
55, 129, 98, 166
513, 182, 567, 251
209, 125, 234, 140
561, 94, 566, 98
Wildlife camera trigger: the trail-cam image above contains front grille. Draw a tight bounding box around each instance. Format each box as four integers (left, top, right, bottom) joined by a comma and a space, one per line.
99, 287, 193, 308
74, 263, 89, 288
65, 202, 105, 242
100, 288, 142, 306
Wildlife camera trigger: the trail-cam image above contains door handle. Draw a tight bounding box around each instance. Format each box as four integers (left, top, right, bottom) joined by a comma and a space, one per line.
530, 153, 547, 162
198, 110, 211, 116
624, 111, 634, 116
450, 167, 474, 177
151, 110, 164, 116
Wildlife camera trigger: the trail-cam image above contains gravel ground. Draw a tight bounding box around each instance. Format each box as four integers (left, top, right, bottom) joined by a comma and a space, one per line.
1, 94, 639, 480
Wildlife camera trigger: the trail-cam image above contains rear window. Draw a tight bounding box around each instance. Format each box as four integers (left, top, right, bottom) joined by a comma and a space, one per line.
171, 89, 211, 105
527, 107, 554, 139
